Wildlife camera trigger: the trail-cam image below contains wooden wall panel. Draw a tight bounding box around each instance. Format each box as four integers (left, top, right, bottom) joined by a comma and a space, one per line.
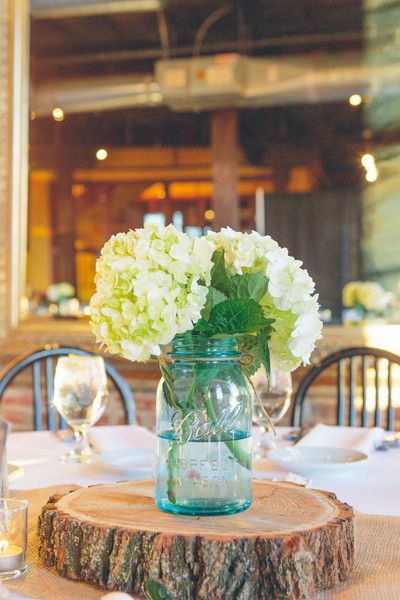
264, 190, 361, 318
363, 170, 400, 291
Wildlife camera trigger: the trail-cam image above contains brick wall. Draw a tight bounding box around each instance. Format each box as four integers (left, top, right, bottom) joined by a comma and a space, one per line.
0, 355, 160, 432
0, 385, 159, 431
0, 355, 305, 432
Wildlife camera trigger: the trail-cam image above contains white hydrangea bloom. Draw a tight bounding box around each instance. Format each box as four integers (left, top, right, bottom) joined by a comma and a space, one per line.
342, 280, 391, 313
354, 281, 391, 312
90, 224, 214, 361
207, 228, 323, 371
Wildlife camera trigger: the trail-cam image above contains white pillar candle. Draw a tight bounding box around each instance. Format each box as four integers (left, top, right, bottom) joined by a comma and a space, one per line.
0, 541, 22, 571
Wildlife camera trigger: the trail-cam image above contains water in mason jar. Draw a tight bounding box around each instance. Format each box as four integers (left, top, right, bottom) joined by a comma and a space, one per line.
155, 430, 252, 515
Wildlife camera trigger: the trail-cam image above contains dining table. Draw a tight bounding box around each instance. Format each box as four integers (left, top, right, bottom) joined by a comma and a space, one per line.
7, 425, 400, 516
5, 424, 400, 599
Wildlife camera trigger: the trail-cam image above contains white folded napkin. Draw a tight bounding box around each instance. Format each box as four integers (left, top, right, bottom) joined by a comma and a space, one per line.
295, 423, 384, 455
88, 424, 156, 454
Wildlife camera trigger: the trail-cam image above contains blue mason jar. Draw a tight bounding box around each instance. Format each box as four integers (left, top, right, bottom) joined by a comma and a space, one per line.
155, 336, 253, 516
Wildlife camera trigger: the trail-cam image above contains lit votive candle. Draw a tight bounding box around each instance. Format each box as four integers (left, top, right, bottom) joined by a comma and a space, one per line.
0, 541, 22, 571
0, 499, 28, 579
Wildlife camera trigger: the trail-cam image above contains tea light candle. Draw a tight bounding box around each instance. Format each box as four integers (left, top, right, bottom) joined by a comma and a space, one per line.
0, 541, 22, 571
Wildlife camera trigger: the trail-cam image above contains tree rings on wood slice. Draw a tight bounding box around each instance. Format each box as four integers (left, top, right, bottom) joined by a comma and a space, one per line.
38, 479, 354, 600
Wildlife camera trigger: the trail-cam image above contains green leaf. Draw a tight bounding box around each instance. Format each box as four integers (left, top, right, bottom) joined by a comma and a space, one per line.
238, 334, 262, 377
229, 272, 269, 303
258, 329, 272, 377
193, 363, 220, 389
145, 579, 173, 600
206, 299, 269, 336
192, 318, 208, 333
159, 357, 182, 410
210, 249, 230, 295
200, 286, 227, 322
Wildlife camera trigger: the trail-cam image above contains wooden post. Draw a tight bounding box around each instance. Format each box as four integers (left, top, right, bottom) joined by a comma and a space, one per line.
50, 170, 76, 286
211, 109, 240, 230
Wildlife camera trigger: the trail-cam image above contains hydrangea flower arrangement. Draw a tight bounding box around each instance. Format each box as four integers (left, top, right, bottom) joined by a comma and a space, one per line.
90, 223, 322, 374
91, 223, 322, 509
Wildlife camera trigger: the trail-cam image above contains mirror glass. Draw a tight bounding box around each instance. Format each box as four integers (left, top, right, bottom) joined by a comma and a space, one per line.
26, 1, 400, 325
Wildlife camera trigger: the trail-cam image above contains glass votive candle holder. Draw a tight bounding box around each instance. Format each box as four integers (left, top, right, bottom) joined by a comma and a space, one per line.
0, 499, 28, 580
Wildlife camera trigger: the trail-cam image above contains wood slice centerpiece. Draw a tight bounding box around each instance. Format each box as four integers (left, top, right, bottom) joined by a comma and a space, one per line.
38, 480, 354, 600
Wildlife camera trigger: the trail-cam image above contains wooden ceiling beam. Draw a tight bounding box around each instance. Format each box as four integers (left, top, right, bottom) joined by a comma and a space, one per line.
73, 165, 273, 183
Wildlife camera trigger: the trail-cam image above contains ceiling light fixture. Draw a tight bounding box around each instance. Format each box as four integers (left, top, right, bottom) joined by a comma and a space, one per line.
96, 148, 108, 161
349, 94, 362, 106
365, 168, 378, 183
52, 107, 64, 121
361, 153, 375, 169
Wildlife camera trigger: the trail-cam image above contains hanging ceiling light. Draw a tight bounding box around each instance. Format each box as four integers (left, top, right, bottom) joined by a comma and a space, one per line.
349, 94, 362, 106
361, 153, 375, 169
365, 168, 378, 183
52, 107, 64, 122
96, 148, 108, 161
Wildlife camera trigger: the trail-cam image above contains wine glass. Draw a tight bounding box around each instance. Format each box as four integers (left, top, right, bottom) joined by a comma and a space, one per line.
53, 355, 108, 463
252, 368, 292, 457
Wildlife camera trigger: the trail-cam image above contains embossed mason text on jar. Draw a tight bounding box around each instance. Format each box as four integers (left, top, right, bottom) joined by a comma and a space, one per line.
155, 336, 253, 516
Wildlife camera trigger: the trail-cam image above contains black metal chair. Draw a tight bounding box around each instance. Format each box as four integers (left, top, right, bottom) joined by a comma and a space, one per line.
0, 345, 135, 431
292, 347, 400, 431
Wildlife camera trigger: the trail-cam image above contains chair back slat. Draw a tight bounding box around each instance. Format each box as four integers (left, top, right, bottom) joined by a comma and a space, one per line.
0, 345, 135, 431
45, 357, 68, 430
348, 356, 357, 426
337, 361, 345, 425
374, 358, 381, 427
361, 355, 369, 427
387, 362, 394, 431
45, 357, 56, 431
292, 346, 400, 430
32, 362, 42, 431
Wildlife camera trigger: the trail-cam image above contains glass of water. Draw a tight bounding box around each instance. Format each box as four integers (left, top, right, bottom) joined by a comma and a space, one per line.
252, 368, 292, 457
53, 355, 108, 463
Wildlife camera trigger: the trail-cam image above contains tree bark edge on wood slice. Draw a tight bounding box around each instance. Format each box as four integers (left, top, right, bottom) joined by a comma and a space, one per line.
38, 479, 354, 600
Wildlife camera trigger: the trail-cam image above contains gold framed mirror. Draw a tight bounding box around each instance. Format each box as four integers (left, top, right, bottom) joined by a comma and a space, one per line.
2, 0, 400, 360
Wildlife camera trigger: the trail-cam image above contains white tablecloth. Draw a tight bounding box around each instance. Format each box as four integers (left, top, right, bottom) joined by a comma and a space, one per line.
7, 426, 400, 516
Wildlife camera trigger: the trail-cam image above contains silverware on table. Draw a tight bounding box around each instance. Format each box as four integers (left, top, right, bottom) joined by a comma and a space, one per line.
285, 425, 313, 445
375, 433, 400, 451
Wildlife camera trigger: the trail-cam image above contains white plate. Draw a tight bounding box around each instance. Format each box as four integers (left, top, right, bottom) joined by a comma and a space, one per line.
99, 448, 153, 473
267, 446, 368, 477
8, 464, 24, 482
